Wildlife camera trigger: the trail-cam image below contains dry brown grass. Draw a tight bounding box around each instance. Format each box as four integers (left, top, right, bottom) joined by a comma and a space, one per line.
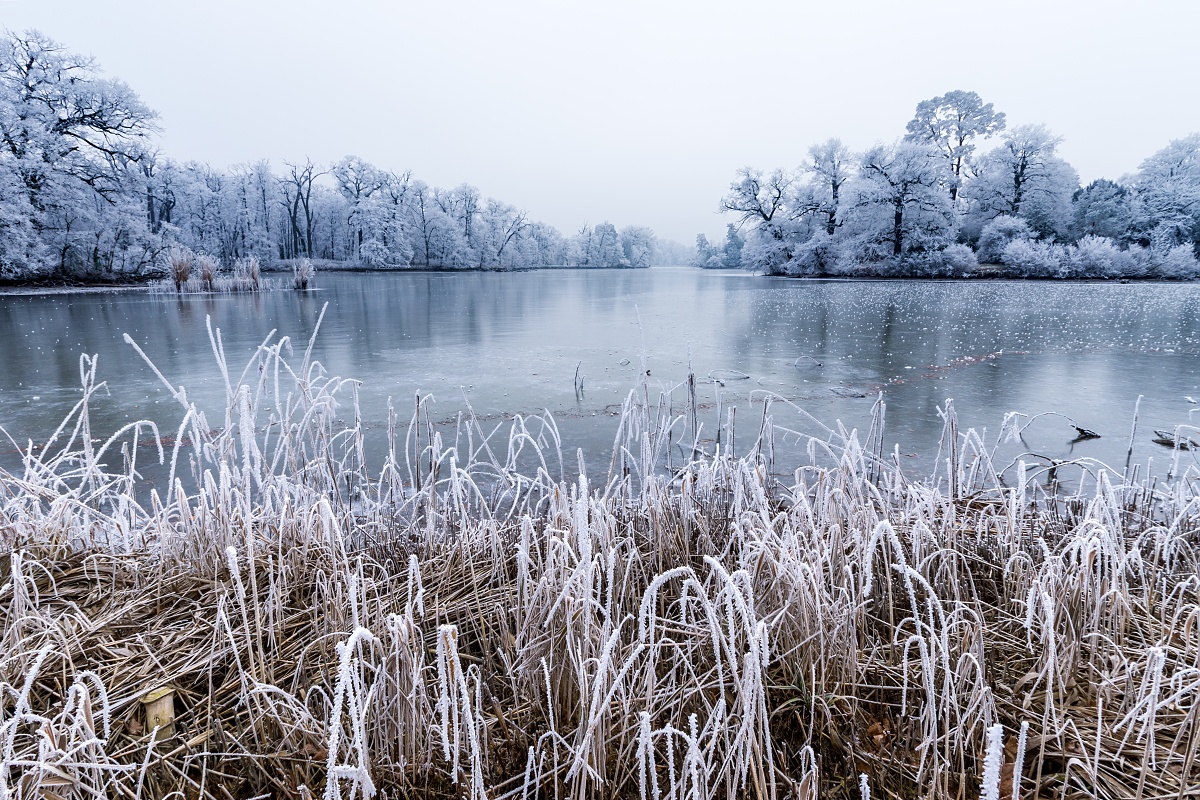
293, 258, 314, 290
196, 255, 218, 292
167, 247, 191, 292
151, 251, 275, 294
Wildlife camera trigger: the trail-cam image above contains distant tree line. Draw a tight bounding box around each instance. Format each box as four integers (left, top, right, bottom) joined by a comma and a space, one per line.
0, 30, 661, 280
709, 90, 1200, 279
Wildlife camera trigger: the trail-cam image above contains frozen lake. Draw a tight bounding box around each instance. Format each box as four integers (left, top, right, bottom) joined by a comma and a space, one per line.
2, 267, 1199, 487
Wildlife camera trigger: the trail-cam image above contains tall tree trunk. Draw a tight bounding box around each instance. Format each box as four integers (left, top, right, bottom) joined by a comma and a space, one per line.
827, 180, 839, 236
1011, 159, 1027, 216
893, 202, 904, 256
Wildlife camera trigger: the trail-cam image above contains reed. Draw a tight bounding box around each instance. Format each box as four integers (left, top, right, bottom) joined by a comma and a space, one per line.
233, 256, 262, 291
196, 254, 218, 292
150, 253, 276, 294
1, 319, 1197, 799
167, 246, 192, 292
294, 257, 315, 290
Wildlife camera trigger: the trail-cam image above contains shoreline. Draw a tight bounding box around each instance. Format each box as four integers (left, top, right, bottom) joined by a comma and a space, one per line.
0, 282, 149, 297
1, 264, 1195, 296
0, 264, 657, 295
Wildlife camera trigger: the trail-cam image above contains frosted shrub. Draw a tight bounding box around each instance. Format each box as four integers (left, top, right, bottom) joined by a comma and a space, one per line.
359, 237, 414, 268
976, 215, 1032, 263
739, 229, 793, 275
1060, 235, 1126, 278
1149, 221, 1186, 254
790, 230, 838, 276
359, 240, 383, 267
826, 232, 888, 276
1149, 244, 1200, 279
941, 243, 979, 274
898, 244, 979, 277
1124, 243, 1154, 276
1000, 238, 1063, 277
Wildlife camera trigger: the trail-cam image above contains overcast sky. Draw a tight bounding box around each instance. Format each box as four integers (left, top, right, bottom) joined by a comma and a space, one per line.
2, 0, 1198, 243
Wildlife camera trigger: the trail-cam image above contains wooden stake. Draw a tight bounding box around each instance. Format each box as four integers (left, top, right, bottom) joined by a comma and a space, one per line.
141, 687, 176, 742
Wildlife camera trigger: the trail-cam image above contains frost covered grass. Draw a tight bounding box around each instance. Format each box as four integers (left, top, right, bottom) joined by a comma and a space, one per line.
151, 252, 279, 294
2, 318, 1199, 799
293, 257, 315, 290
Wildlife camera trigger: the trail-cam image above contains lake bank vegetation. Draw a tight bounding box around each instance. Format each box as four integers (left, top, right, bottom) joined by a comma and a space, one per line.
0, 30, 665, 284
2, 325, 1197, 799
147, 251, 274, 294
147, 251, 321, 294
711, 91, 1200, 279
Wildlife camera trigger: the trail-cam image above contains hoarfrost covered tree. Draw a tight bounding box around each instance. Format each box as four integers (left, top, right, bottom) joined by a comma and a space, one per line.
367, 168, 415, 266
904, 90, 1005, 202
435, 183, 481, 253
1130, 133, 1200, 253
1072, 179, 1133, 242
229, 160, 279, 262
694, 233, 722, 268
332, 155, 386, 261
331, 157, 415, 266
618, 225, 656, 268
140, 150, 177, 234
800, 138, 852, 236
280, 159, 323, 259
0, 151, 44, 274
520, 221, 567, 266
722, 167, 799, 273
408, 180, 470, 267
477, 200, 528, 268
593, 222, 623, 267
177, 162, 227, 258
852, 141, 954, 259
311, 183, 348, 260
964, 124, 1078, 239
0, 29, 653, 279
781, 139, 854, 276
570, 221, 627, 267
0, 28, 157, 274
720, 223, 744, 267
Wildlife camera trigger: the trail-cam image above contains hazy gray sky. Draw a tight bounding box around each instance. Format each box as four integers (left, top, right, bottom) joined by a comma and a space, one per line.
3, 0, 1198, 243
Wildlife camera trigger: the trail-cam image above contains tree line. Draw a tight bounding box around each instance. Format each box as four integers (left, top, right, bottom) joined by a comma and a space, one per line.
704, 90, 1200, 279
0, 30, 660, 280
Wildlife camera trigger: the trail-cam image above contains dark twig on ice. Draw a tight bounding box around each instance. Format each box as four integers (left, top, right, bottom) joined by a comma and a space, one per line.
1016, 410, 1101, 443
1153, 429, 1200, 449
